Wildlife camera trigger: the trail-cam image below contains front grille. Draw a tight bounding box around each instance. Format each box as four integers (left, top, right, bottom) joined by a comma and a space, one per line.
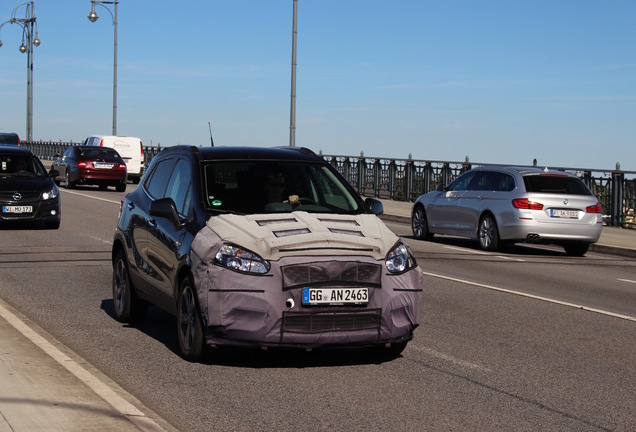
282, 309, 381, 333
0, 191, 40, 202
281, 261, 382, 289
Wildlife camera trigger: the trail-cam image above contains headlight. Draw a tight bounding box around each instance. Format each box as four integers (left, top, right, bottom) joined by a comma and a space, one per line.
385, 242, 416, 274
214, 244, 270, 274
41, 185, 59, 200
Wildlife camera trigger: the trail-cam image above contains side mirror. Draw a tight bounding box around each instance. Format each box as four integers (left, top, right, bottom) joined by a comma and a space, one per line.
436, 184, 446, 192
149, 197, 182, 230
364, 197, 384, 215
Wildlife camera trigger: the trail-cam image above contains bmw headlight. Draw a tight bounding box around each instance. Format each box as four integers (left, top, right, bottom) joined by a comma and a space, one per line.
41, 184, 59, 200
214, 244, 271, 274
385, 242, 416, 274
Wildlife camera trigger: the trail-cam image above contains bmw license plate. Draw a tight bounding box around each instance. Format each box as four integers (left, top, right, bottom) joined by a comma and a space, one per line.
551, 209, 579, 219
2, 205, 33, 213
302, 287, 369, 306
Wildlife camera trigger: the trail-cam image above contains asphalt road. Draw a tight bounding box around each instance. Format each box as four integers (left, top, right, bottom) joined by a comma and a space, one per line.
1, 184, 635, 431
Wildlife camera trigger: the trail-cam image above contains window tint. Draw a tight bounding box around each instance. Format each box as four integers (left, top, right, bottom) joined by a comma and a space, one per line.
145, 158, 175, 199
468, 171, 516, 192
523, 175, 592, 195
447, 171, 477, 191
164, 158, 192, 215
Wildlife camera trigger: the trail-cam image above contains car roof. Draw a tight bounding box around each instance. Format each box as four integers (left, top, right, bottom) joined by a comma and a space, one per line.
158, 145, 322, 163
0, 146, 33, 156
471, 165, 575, 177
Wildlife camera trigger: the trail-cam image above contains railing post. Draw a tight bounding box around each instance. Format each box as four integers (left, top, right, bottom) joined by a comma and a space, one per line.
405, 153, 414, 201
357, 152, 365, 195
612, 163, 624, 227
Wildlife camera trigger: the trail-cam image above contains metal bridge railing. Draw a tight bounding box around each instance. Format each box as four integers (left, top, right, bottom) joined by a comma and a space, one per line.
22, 140, 635, 229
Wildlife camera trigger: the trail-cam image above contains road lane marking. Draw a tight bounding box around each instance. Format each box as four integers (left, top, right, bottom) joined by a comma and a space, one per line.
444, 246, 526, 262
422, 271, 636, 322
618, 278, 636, 284
0, 301, 168, 432
60, 189, 121, 205
410, 345, 492, 372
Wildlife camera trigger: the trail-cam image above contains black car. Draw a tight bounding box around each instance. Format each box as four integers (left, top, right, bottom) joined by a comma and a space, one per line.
112, 146, 423, 361
0, 146, 61, 229
0, 132, 21, 146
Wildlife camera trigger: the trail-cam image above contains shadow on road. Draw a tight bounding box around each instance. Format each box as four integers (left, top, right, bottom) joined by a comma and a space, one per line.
100, 299, 403, 368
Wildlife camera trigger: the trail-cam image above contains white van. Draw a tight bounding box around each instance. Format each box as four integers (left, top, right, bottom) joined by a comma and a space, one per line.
84, 135, 145, 183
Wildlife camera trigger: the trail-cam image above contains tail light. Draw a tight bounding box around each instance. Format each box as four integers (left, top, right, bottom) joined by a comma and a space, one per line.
586, 202, 602, 214
140, 141, 145, 166
512, 198, 543, 210
116, 163, 127, 171
78, 161, 91, 169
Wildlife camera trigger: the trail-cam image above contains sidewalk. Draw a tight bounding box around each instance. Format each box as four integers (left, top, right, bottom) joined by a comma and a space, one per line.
0, 300, 175, 432
1, 199, 634, 432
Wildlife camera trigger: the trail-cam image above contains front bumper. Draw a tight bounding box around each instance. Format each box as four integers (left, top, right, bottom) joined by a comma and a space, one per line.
193, 256, 423, 349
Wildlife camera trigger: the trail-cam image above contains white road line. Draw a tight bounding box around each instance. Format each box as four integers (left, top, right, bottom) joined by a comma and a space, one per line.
409, 345, 492, 372
0, 301, 167, 432
60, 189, 121, 205
422, 271, 636, 322
444, 246, 526, 262
618, 278, 636, 284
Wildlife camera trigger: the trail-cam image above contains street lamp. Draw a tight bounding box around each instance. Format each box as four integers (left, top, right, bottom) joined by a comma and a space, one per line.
87, 0, 118, 136
0, 2, 41, 142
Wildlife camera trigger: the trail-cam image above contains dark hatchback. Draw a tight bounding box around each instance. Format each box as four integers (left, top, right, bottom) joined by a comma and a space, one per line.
51, 145, 128, 192
112, 146, 423, 361
0, 146, 61, 229
0, 132, 20, 146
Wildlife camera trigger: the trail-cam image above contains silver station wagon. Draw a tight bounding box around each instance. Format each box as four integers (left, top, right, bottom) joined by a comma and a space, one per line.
411, 166, 603, 256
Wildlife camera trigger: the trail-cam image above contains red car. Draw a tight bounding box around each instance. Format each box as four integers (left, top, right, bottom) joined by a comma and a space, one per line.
51, 145, 127, 192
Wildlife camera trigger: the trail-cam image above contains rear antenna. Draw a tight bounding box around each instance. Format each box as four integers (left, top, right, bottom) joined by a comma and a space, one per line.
208, 122, 215, 147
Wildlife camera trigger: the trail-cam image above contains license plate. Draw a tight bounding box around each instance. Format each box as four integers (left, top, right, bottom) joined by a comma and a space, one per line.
302, 287, 369, 306
2, 205, 33, 214
551, 209, 579, 219
94, 163, 114, 169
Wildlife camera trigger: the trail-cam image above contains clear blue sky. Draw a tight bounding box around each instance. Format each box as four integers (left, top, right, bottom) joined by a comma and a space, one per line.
1, 0, 635, 171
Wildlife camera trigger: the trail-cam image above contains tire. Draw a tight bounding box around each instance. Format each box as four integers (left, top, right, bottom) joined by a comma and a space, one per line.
116, 182, 126, 192
478, 214, 500, 251
65, 170, 74, 189
177, 275, 205, 362
563, 242, 590, 256
412, 206, 433, 240
112, 250, 147, 323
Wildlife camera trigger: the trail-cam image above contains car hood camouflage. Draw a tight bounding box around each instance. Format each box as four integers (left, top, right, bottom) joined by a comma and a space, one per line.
203, 211, 400, 260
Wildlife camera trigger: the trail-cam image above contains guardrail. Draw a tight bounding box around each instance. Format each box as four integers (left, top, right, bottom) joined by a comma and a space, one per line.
22, 140, 636, 229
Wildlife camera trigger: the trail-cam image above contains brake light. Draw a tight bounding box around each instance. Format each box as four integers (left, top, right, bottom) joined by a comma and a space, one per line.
140, 141, 144, 156
586, 203, 602, 214
78, 161, 91, 168
513, 198, 543, 210
100, 139, 104, 146
116, 163, 127, 171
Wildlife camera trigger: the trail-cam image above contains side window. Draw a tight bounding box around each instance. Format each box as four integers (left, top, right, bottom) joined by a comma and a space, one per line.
144, 158, 176, 199
468, 172, 494, 191
495, 173, 515, 192
164, 158, 192, 215
448, 171, 477, 192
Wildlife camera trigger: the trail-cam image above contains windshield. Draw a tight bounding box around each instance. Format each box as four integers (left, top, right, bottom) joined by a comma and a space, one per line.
0, 154, 46, 177
202, 161, 362, 215
523, 174, 593, 195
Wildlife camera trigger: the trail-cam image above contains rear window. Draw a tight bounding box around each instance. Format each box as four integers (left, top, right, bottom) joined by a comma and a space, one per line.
0, 133, 20, 145
523, 175, 592, 195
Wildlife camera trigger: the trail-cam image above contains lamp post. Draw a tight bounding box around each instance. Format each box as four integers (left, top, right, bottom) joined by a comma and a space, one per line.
289, 0, 297, 147
87, 0, 118, 136
0, 2, 41, 142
